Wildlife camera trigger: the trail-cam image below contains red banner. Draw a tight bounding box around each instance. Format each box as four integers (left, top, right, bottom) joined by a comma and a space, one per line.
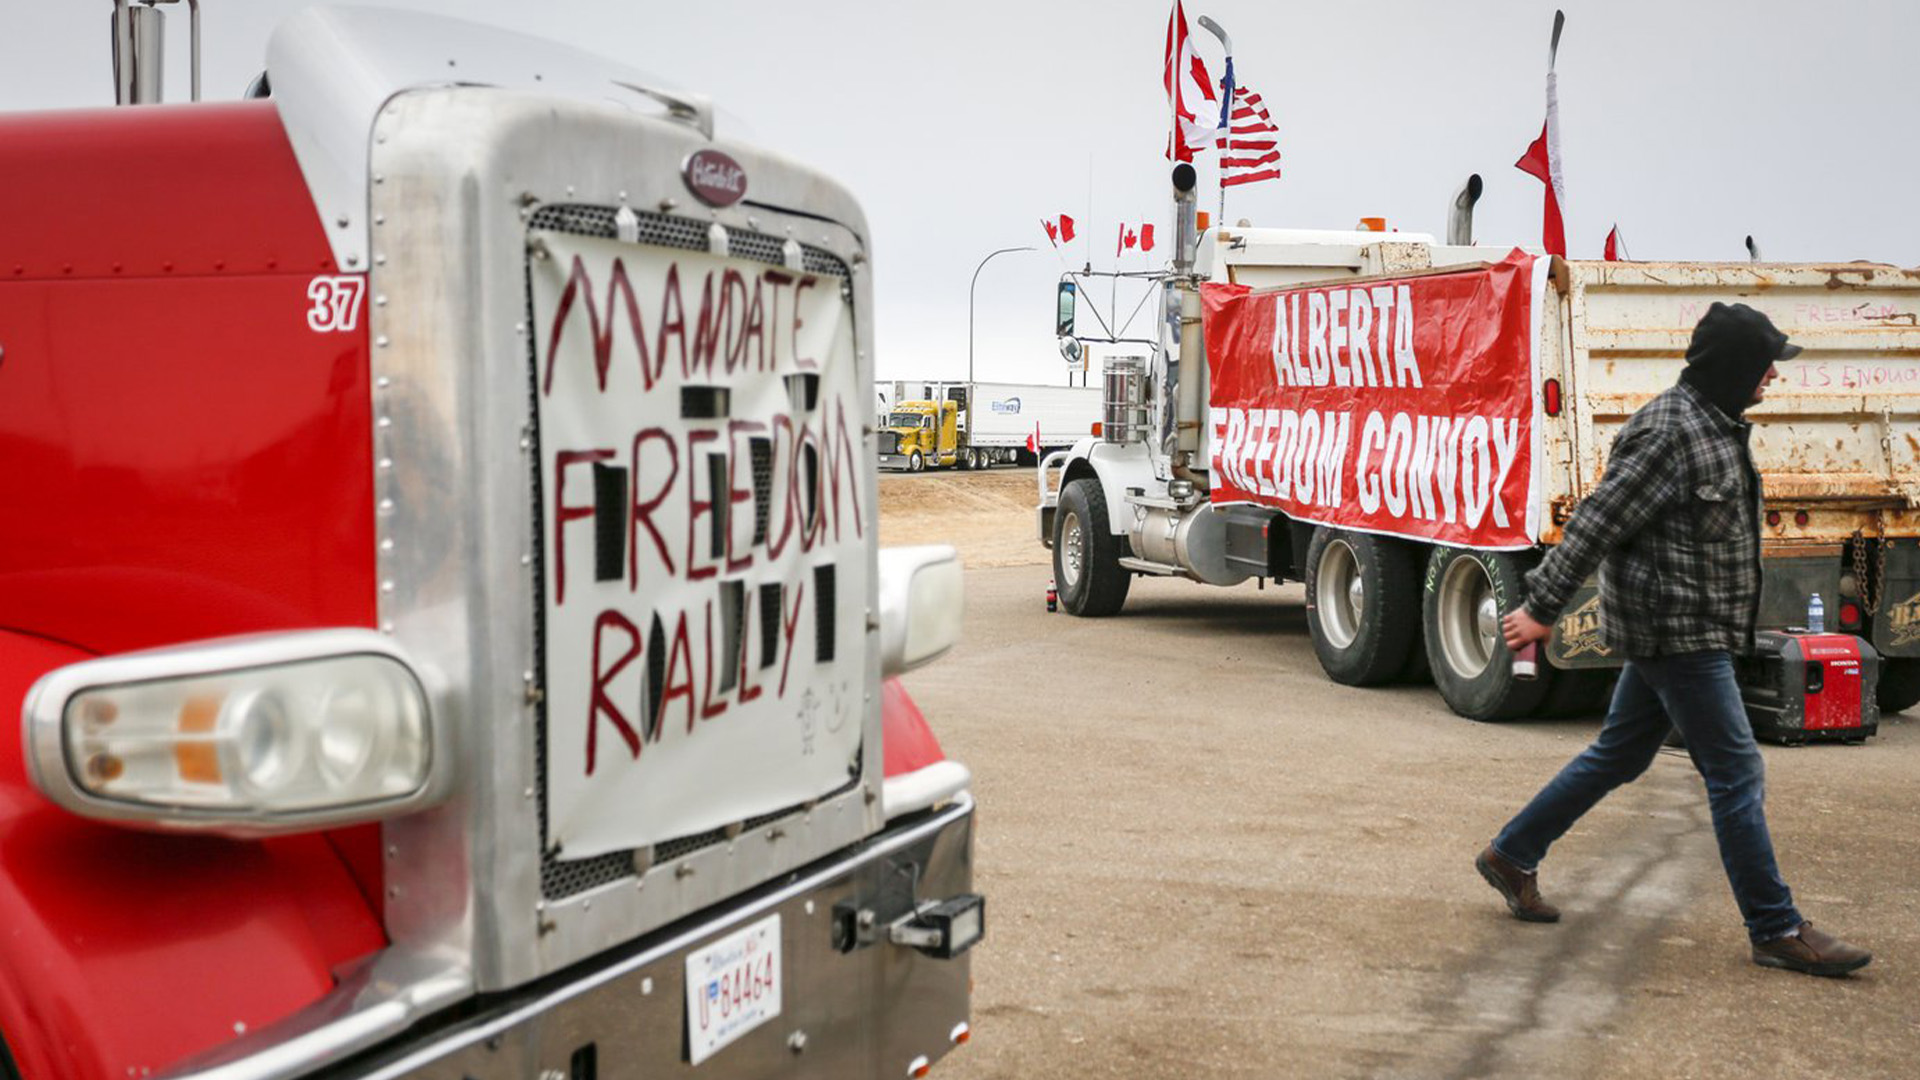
1201, 250, 1543, 549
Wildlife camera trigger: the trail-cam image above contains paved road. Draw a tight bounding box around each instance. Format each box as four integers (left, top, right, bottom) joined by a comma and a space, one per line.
912, 566, 1920, 1080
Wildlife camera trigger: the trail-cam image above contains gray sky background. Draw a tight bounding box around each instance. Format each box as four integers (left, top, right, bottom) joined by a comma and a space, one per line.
7, 1, 1918, 385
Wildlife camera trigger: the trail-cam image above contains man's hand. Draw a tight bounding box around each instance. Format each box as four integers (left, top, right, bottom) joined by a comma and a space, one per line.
1501, 608, 1553, 651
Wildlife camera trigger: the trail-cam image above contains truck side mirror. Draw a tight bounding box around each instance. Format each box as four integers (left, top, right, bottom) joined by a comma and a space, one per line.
877, 546, 964, 677
1055, 281, 1076, 337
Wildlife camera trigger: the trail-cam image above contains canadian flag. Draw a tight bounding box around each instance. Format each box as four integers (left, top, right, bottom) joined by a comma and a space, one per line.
1163, 1, 1217, 163
1115, 222, 1158, 257
1041, 214, 1077, 247
1515, 11, 1568, 257
1025, 423, 1040, 454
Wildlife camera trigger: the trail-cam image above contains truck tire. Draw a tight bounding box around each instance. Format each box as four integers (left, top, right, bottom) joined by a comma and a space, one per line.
909, 450, 924, 473
1054, 478, 1130, 616
1877, 657, 1920, 715
1304, 527, 1421, 686
1424, 547, 1550, 721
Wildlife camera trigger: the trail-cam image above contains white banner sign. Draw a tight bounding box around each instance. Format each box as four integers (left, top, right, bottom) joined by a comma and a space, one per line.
533, 232, 867, 857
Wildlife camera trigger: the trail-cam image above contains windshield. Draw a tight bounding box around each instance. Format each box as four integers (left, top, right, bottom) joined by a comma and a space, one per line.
887, 412, 931, 428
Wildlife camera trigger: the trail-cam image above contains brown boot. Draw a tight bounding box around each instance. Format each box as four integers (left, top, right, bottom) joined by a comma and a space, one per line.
1476, 845, 1561, 923
1752, 922, 1872, 977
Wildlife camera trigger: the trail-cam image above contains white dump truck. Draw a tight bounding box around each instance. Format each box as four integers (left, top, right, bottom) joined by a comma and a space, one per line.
1040, 164, 1920, 721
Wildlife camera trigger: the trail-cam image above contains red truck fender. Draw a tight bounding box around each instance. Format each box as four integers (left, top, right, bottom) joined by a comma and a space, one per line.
0, 630, 385, 1080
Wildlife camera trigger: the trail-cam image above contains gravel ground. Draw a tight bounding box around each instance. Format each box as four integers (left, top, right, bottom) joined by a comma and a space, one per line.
886, 469, 1920, 1080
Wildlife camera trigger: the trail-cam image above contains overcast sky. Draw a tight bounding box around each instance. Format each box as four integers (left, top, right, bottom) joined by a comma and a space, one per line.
7, 1, 1918, 385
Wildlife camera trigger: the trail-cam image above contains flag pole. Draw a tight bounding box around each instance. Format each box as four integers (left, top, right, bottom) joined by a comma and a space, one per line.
1198, 16, 1233, 227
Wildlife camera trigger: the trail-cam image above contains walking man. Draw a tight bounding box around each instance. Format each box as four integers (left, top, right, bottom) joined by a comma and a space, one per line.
1481, 301, 1871, 977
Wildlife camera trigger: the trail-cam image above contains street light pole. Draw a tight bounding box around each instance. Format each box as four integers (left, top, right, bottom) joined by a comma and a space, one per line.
968, 245, 1035, 387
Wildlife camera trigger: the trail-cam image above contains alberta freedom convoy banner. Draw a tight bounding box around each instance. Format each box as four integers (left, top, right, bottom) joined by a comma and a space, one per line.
534, 232, 867, 858
1202, 250, 1548, 549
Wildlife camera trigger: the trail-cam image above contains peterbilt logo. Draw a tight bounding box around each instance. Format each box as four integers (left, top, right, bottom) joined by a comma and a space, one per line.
684, 149, 747, 208
990, 397, 1022, 414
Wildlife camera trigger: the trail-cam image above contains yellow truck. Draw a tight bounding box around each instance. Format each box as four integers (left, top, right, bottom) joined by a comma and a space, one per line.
880, 399, 962, 471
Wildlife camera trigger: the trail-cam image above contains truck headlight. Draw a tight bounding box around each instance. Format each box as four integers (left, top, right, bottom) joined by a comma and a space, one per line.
877, 546, 963, 677
25, 630, 445, 835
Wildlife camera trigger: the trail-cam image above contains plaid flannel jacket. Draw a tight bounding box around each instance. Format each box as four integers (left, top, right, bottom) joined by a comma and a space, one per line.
1523, 381, 1762, 657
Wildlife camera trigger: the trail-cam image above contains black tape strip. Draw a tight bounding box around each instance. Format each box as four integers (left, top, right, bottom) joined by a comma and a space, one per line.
592, 462, 628, 583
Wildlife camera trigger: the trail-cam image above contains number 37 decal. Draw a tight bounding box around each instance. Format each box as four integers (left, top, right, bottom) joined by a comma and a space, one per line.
306, 275, 367, 333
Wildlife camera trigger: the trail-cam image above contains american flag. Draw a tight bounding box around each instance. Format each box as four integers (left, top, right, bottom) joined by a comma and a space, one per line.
1216, 85, 1280, 188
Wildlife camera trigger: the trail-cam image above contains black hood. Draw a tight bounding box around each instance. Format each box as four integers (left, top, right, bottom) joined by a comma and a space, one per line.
1677, 301, 1801, 419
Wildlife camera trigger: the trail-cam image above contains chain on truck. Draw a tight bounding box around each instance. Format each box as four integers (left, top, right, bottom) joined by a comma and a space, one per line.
1041, 161, 1920, 723
0, 6, 983, 1078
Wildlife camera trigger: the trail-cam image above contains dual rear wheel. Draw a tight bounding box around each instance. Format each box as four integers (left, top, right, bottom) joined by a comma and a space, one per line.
1304, 528, 1611, 721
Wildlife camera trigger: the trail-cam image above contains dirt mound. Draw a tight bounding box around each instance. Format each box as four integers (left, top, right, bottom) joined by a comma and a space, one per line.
878, 468, 1049, 568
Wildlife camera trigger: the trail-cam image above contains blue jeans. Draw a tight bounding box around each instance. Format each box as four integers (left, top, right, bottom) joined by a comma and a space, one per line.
1492, 651, 1804, 943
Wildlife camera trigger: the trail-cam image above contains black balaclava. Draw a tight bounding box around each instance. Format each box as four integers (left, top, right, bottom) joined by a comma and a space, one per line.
1678, 301, 1799, 419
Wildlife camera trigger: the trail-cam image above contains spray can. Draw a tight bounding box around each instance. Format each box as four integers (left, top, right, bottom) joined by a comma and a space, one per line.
1512, 641, 1539, 680
1046, 579, 1058, 613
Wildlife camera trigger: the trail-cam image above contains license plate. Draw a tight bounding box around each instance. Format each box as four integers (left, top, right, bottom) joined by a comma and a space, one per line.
685, 913, 783, 1065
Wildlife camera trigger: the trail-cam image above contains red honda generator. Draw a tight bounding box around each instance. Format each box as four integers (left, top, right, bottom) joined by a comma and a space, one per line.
1741, 632, 1881, 745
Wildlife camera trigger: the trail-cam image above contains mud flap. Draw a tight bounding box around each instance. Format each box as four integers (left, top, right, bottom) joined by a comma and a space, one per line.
1870, 538, 1920, 658
1545, 577, 1617, 670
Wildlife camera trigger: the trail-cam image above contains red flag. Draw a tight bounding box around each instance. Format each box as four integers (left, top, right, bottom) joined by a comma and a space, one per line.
1042, 219, 1059, 246
1140, 223, 1156, 252
1025, 424, 1039, 454
1059, 214, 1076, 243
1515, 12, 1568, 257
1603, 224, 1623, 261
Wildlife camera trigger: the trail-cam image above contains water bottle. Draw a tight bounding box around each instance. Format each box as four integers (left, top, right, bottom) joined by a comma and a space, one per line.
1808, 592, 1825, 634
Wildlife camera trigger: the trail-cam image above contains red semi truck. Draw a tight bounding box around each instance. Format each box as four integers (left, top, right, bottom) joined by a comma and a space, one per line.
0, 6, 980, 1078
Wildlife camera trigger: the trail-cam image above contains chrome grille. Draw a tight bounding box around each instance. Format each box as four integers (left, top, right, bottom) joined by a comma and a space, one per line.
528, 204, 849, 279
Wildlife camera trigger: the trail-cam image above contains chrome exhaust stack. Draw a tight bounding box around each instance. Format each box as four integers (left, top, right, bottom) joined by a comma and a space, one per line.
111, 0, 200, 105
1171, 162, 1198, 274
1448, 173, 1483, 246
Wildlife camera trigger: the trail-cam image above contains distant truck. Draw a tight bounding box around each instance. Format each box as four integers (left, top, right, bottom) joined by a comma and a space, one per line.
879, 380, 1099, 470
1040, 165, 1920, 722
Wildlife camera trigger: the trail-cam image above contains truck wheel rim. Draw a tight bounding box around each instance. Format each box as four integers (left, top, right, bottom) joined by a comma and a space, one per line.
1061, 510, 1085, 588
1315, 538, 1363, 649
1437, 556, 1498, 680
911, 452, 922, 472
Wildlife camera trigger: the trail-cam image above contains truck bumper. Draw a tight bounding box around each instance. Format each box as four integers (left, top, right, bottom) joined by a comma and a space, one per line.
878, 454, 913, 471
377, 799, 974, 1079
168, 798, 978, 1080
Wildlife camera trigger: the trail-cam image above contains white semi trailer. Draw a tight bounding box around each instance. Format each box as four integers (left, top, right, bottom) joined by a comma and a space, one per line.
880, 380, 1099, 469
1040, 165, 1920, 721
